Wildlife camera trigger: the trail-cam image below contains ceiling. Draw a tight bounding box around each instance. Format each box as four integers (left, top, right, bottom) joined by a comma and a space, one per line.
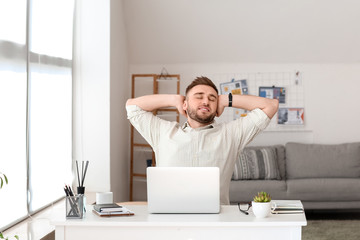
123, 0, 360, 64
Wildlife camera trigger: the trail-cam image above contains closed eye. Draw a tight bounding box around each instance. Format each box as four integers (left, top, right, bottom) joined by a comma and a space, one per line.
209, 94, 217, 101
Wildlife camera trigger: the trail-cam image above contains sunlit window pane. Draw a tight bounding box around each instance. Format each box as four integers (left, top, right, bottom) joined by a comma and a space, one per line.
0, 0, 27, 44
0, 71, 28, 229
30, 0, 74, 59
0, 0, 28, 230
29, 66, 73, 211
0, 0, 74, 228
28, 0, 74, 213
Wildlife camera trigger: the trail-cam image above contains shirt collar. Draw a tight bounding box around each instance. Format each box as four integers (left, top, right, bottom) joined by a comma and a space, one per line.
182, 121, 216, 131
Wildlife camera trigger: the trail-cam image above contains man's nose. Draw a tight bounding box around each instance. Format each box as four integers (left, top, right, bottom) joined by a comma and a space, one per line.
202, 98, 209, 105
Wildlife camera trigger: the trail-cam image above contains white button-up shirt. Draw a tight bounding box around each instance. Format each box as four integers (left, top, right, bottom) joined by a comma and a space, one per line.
127, 105, 270, 204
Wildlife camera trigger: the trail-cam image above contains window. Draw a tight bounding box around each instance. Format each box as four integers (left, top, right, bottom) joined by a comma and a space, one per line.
0, 0, 74, 230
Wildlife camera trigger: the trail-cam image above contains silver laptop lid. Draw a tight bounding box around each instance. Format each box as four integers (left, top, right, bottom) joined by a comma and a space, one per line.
147, 167, 220, 214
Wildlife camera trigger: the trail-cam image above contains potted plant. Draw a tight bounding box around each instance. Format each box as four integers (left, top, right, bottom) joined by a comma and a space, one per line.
0, 172, 19, 240
252, 191, 272, 218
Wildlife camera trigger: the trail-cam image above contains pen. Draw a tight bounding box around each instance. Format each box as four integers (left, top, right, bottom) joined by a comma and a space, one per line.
65, 185, 80, 216
67, 185, 75, 196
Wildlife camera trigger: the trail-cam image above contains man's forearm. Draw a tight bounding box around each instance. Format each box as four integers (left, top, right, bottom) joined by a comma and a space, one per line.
219, 94, 279, 119
126, 94, 184, 112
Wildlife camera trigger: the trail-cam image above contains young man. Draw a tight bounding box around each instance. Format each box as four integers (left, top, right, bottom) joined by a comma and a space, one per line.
126, 76, 279, 205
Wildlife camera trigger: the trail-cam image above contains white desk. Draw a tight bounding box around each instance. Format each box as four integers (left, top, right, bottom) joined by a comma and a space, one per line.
51, 204, 307, 240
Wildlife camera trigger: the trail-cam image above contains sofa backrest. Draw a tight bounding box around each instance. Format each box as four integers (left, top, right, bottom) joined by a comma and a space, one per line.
245, 145, 286, 179
285, 142, 360, 179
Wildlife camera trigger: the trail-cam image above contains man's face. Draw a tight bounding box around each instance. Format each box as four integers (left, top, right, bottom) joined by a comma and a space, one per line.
183, 85, 218, 125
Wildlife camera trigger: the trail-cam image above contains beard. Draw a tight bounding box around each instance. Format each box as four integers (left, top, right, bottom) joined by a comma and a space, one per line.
187, 106, 216, 124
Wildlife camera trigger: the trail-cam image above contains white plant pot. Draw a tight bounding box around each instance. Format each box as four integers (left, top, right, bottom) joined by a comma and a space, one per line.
252, 201, 271, 218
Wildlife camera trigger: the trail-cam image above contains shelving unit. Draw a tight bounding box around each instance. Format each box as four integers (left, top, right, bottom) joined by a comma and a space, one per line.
129, 74, 180, 201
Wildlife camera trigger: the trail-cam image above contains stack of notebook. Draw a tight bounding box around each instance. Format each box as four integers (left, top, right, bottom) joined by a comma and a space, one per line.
271, 200, 304, 214
93, 203, 134, 217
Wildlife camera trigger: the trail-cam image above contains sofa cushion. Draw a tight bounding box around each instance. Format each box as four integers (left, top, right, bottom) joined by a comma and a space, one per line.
246, 145, 286, 179
286, 178, 360, 201
286, 142, 360, 179
233, 147, 281, 180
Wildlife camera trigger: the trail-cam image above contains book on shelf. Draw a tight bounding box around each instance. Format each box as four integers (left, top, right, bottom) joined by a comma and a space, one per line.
271, 200, 304, 214
93, 203, 135, 217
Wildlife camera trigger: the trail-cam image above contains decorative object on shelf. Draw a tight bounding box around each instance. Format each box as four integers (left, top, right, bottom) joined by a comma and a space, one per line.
252, 191, 272, 218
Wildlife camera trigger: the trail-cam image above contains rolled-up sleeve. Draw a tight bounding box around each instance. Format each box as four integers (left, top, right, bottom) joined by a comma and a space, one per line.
247, 108, 271, 130
236, 108, 271, 150
126, 105, 160, 148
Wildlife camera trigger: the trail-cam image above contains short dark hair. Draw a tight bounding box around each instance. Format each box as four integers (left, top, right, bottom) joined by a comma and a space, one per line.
185, 76, 218, 95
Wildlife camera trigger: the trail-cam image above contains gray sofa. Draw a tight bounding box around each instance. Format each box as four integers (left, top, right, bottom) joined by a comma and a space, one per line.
229, 142, 360, 210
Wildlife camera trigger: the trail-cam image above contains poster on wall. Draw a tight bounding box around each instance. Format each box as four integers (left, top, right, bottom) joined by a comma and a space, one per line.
277, 108, 304, 125
259, 86, 286, 104
220, 79, 248, 95
220, 79, 248, 119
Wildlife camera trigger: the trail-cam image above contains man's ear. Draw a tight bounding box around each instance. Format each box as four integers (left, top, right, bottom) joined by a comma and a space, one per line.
182, 99, 187, 112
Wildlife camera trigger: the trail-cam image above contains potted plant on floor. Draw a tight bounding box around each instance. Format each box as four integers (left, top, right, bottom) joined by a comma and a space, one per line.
252, 191, 272, 218
0, 172, 19, 240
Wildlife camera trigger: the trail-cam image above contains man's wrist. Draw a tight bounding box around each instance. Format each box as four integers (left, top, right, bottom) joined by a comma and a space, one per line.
218, 95, 229, 109
228, 93, 232, 107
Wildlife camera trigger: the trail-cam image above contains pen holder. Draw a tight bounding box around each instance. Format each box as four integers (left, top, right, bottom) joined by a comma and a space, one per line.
66, 195, 85, 219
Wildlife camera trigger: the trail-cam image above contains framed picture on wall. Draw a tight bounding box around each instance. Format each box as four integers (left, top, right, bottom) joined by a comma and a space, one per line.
278, 108, 304, 125
220, 79, 248, 95
259, 86, 286, 104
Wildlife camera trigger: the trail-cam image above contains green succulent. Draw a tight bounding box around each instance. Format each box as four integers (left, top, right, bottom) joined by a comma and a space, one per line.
253, 191, 271, 203
0, 232, 19, 240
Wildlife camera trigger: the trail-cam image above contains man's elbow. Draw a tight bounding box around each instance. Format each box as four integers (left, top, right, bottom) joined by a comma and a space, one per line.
263, 99, 279, 119
269, 99, 279, 118
126, 98, 135, 106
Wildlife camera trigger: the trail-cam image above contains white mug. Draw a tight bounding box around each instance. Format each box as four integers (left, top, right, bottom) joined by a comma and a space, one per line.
96, 192, 113, 204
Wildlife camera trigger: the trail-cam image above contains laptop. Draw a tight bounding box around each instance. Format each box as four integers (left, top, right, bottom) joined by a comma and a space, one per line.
146, 167, 220, 214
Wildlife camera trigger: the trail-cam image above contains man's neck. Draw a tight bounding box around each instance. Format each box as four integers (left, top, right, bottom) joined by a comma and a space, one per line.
186, 118, 213, 129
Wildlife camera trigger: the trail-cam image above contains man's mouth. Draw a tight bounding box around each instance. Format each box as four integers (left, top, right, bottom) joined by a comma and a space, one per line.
198, 107, 210, 112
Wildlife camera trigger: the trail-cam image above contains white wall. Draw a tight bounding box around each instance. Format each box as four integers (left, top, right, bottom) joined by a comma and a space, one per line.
74, 0, 129, 201
129, 63, 360, 145
110, 0, 130, 202
124, 0, 360, 64
74, 0, 110, 192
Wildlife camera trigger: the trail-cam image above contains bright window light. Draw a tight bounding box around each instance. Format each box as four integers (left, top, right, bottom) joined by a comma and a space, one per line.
30, 0, 74, 59
0, 0, 27, 44
0, 71, 28, 228
29, 67, 73, 211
